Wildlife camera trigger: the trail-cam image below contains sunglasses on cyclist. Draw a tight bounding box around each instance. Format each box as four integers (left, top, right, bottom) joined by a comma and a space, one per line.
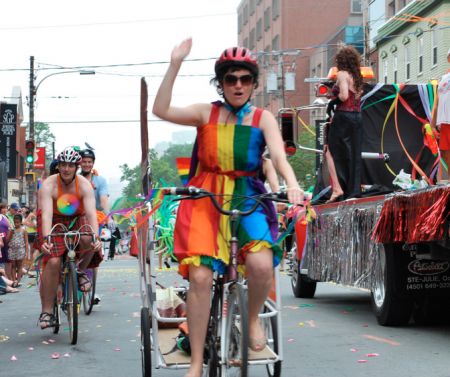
223, 74, 254, 86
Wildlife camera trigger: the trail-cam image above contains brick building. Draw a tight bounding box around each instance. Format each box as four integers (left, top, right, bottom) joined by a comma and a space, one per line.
237, 0, 363, 115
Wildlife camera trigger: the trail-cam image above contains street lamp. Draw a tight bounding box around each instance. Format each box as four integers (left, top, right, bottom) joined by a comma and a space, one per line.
28, 55, 95, 143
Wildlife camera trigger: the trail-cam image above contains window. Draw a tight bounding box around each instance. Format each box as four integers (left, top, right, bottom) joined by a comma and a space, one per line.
317, 63, 322, 78
250, 0, 256, 15
272, 34, 280, 51
431, 27, 438, 66
238, 13, 243, 34
417, 36, 423, 74
393, 54, 398, 83
263, 85, 269, 107
243, 4, 249, 25
383, 59, 388, 84
243, 37, 249, 49
388, 1, 395, 18
404, 44, 411, 81
264, 7, 271, 31
256, 18, 263, 40
351, 0, 362, 13
272, 0, 280, 20
264, 45, 271, 65
250, 28, 256, 50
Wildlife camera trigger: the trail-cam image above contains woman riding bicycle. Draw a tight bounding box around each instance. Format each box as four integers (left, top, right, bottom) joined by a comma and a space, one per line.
153, 38, 303, 377
36, 147, 103, 329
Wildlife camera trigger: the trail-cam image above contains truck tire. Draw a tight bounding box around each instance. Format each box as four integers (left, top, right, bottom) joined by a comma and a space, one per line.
371, 243, 413, 326
291, 246, 317, 298
412, 297, 450, 326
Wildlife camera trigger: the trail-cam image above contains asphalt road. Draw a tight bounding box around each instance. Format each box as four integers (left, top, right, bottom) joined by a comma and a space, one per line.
1, 257, 450, 377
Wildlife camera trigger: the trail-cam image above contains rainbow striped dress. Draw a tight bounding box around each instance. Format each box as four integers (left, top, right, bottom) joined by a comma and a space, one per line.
174, 102, 282, 278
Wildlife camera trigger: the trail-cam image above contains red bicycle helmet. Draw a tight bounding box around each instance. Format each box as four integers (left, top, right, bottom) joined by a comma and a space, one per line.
215, 47, 258, 77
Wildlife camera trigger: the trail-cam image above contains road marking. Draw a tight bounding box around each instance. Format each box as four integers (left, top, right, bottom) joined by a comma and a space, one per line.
363, 334, 400, 346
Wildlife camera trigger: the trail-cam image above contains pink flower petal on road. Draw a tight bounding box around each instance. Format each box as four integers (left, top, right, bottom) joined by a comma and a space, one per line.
42, 341, 49, 345
10, 355, 18, 361
28, 347, 34, 351
287, 338, 295, 342
63, 353, 71, 358
114, 347, 121, 351
367, 353, 380, 357
51, 353, 60, 359
48, 339, 56, 343
357, 359, 368, 363
350, 348, 358, 352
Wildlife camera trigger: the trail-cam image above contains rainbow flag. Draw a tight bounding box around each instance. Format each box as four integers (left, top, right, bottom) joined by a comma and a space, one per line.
176, 157, 191, 186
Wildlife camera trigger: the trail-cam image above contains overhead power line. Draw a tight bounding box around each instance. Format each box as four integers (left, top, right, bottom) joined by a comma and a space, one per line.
0, 12, 235, 31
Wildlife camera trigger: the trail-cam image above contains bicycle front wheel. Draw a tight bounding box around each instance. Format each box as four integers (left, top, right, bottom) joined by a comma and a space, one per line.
82, 268, 97, 315
222, 283, 248, 377
205, 283, 222, 377
66, 261, 79, 345
140, 306, 152, 377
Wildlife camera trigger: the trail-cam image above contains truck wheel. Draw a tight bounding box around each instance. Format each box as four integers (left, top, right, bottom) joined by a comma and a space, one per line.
412, 297, 450, 326
371, 243, 413, 326
290, 242, 316, 298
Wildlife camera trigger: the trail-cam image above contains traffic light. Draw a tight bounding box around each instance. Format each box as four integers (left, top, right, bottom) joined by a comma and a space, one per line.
279, 111, 297, 143
25, 172, 36, 183
25, 140, 35, 164
315, 84, 330, 97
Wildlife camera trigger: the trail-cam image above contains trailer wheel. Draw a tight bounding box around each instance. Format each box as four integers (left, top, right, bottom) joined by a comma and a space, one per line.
371, 243, 413, 326
290, 242, 316, 298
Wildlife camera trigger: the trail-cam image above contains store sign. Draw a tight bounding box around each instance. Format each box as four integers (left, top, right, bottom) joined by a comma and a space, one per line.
34, 147, 46, 169
0, 104, 17, 178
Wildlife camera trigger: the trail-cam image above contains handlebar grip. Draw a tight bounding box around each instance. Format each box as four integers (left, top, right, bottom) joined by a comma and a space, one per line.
167, 186, 204, 196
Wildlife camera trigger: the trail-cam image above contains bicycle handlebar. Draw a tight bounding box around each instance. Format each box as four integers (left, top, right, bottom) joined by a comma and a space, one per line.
163, 186, 292, 218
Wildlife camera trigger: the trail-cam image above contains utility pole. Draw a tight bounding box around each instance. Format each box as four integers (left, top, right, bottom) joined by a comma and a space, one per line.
29, 56, 35, 141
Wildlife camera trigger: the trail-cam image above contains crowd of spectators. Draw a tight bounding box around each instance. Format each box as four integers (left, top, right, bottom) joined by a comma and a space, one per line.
0, 202, 37, 302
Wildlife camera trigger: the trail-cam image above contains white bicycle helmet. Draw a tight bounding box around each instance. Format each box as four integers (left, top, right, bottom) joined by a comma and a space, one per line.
57, 147, 82, 164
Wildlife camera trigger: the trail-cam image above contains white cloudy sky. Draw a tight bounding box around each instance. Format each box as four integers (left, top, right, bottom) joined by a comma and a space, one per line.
0, 0, 241, 182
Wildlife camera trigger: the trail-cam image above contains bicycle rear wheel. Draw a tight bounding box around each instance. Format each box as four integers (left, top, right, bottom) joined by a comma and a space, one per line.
82, 268, 97, 315
66, 261, 78, 345
263, 308, 281, 377
140, 306, 152, 377
52, 300, 60, 334
222, 283, 248, 377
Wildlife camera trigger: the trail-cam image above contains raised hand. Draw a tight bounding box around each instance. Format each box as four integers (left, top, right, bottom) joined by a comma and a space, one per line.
171, 38, 192, 65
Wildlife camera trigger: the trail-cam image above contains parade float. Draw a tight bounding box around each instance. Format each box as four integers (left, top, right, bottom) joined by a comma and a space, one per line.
287, 69, 450, 326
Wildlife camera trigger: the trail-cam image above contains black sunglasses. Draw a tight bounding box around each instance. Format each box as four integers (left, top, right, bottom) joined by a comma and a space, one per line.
223, 74, 254, 86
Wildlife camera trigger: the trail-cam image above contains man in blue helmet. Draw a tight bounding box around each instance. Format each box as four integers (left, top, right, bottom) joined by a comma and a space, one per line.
79, 149, 109, 215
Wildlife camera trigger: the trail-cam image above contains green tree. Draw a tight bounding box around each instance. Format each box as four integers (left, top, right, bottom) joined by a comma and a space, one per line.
35, 122, 56, 165
119, 143, 194, 197
290, 129, 317, 189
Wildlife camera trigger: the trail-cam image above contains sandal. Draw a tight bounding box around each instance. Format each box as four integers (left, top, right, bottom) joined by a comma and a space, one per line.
11, 281, 21, 288
38, 312, 56, 329
77, 271, 92, 292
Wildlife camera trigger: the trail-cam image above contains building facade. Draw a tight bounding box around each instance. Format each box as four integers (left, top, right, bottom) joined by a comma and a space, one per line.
374, 0, 450, 83
237, 0, 363, 115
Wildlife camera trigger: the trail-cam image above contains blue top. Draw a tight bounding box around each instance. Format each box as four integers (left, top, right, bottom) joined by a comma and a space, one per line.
91, 175, 109, 211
